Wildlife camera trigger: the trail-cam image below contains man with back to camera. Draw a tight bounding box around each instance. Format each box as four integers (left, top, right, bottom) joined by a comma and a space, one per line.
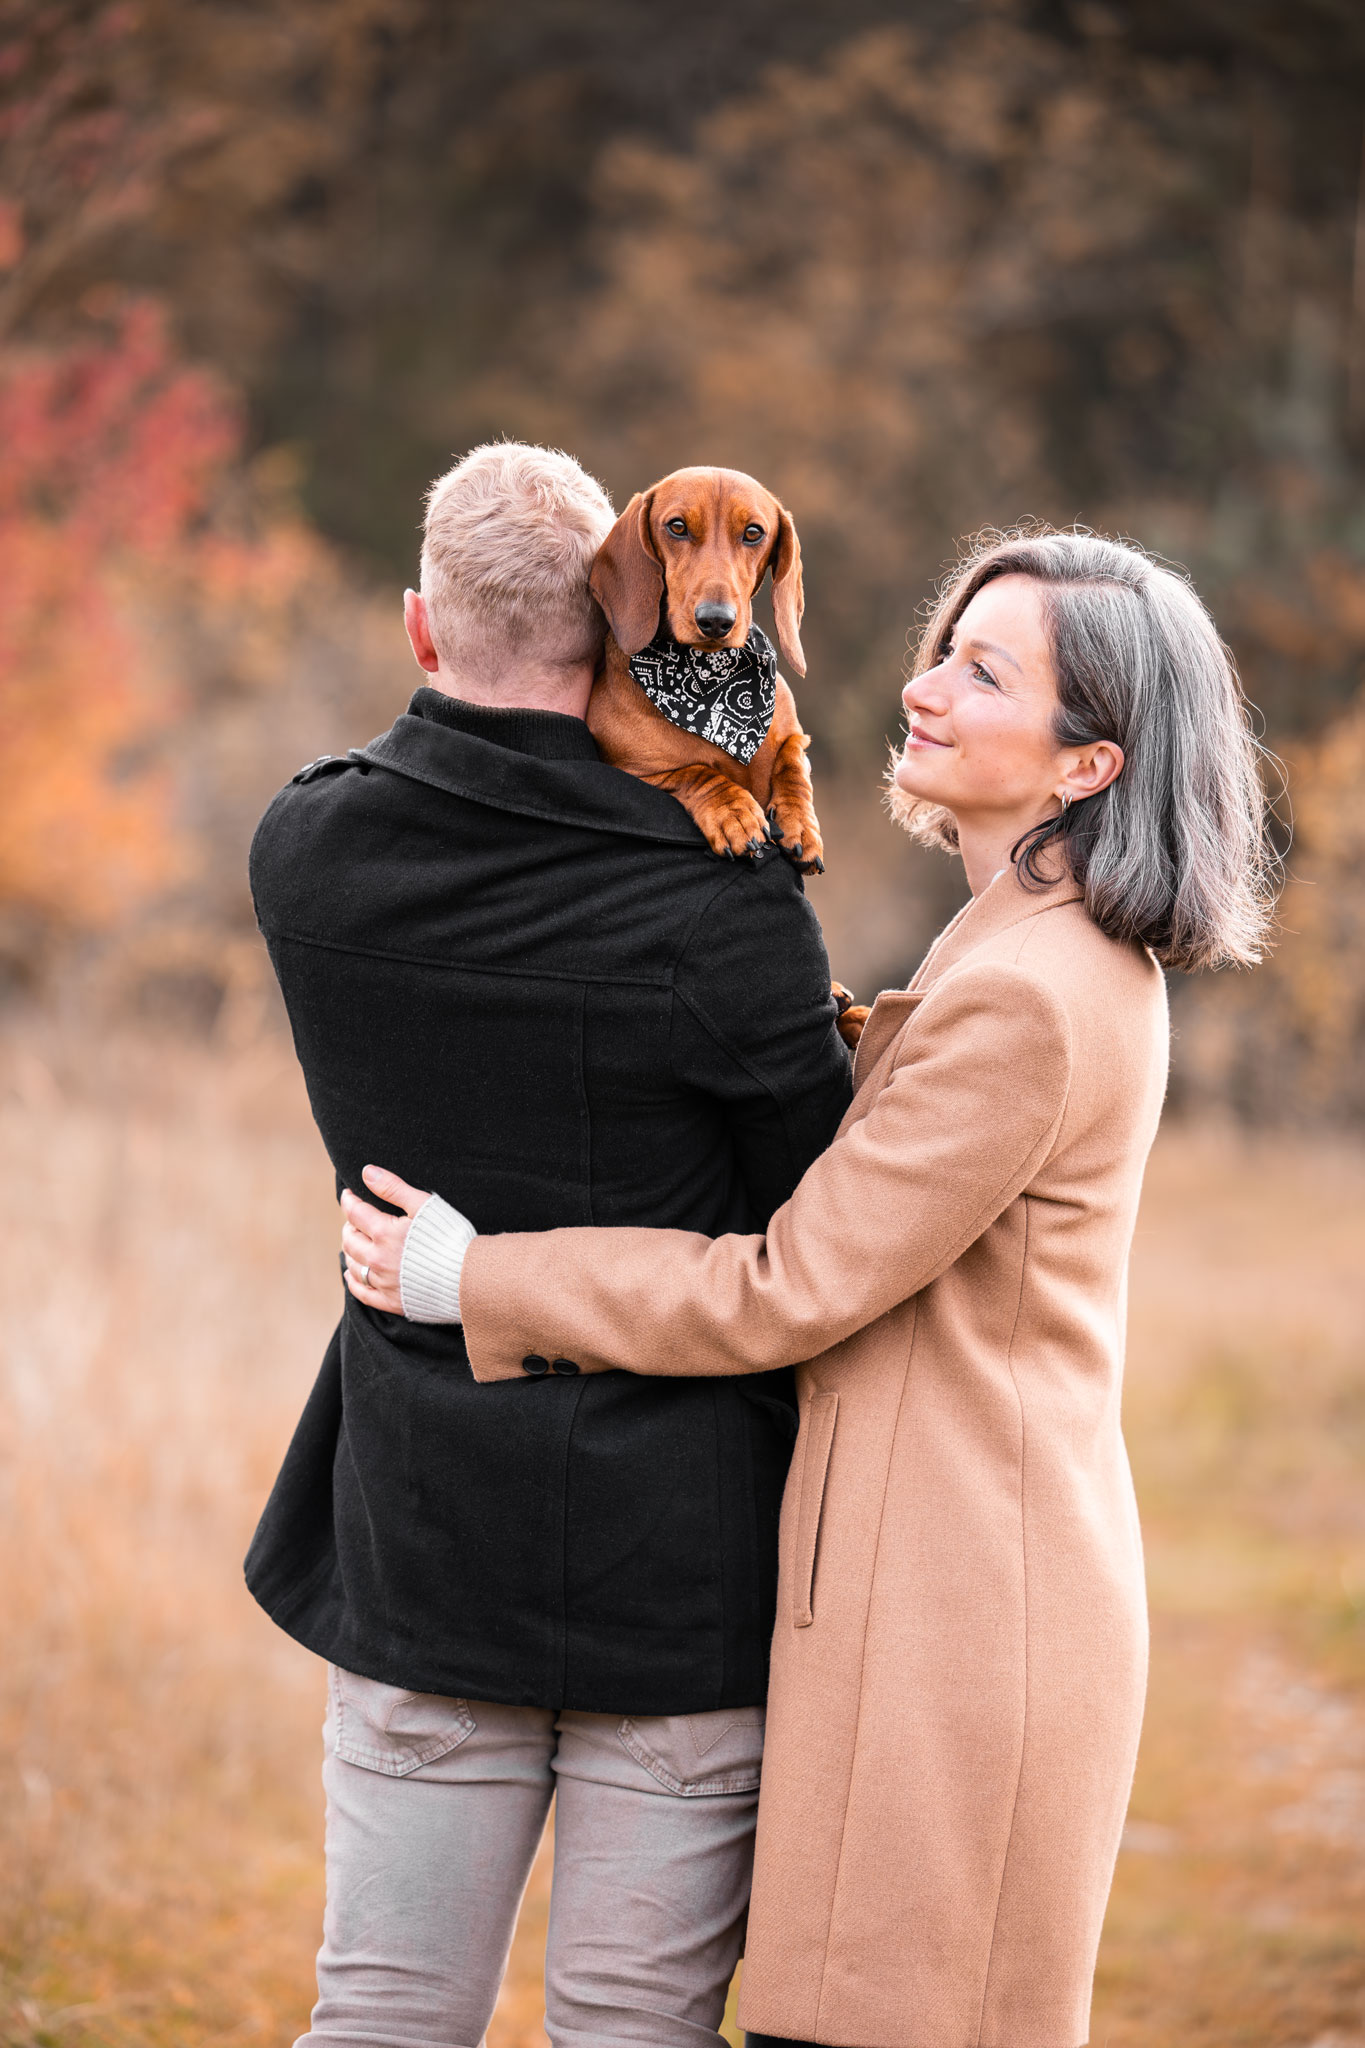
245, 443, 853, 2048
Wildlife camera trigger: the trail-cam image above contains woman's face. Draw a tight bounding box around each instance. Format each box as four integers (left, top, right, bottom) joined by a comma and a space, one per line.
894, 574, 1074, 830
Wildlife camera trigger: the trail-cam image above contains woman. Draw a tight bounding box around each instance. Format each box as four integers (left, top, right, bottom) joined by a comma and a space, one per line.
340, 529, 1274, 2048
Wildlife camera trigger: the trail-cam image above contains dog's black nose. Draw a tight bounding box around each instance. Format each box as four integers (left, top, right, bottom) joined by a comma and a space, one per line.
694, 602, 738, 640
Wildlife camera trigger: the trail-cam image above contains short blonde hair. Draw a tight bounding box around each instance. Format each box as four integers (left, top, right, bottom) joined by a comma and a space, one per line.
420, 442, 615, 681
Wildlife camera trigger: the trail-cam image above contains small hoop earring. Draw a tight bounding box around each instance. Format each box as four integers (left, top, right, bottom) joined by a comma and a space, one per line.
1059, 792, 1072, 811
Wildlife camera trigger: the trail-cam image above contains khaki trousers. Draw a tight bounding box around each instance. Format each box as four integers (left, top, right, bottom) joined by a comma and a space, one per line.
297, 1668, 766, 2048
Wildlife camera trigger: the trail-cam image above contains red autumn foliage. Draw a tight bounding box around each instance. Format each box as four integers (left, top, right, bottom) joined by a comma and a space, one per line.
0, 299, 237, 928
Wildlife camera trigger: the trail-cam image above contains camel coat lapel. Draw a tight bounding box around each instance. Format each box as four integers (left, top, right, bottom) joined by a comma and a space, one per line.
848, 870, 1084, 1110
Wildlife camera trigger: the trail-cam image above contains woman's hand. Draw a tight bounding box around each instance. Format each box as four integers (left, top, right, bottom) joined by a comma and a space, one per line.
341, 1166, 433, 1314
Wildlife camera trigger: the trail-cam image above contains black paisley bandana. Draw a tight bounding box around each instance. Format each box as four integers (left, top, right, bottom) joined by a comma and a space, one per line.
627, 624, 778, 765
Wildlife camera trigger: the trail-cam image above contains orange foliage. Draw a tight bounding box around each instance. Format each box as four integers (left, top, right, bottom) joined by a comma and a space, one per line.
1259, 688, 1365, 1111
0, 300, 326, 933
1175, 668, 1365, 1122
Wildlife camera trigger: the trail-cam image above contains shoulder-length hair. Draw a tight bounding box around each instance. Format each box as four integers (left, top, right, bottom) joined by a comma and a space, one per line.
889, 527, 1278, 972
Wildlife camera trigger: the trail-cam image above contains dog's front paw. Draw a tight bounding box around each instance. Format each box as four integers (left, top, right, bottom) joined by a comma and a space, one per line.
768, 801, 824, 875
694, 782, 772, 861
831, 982, 870, 1049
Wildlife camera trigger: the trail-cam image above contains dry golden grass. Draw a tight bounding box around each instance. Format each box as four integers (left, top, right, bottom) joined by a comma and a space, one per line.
0, 1022, 333, 2048
1094, 1127, 1365, 2048
2, 1021, 1362, 2047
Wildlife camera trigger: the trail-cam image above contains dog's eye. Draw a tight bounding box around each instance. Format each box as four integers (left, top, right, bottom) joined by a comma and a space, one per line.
742, 523, 765, 544
665, 517, 690, 538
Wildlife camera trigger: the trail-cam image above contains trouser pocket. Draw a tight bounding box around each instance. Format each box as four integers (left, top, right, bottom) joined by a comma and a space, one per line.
329, 1665, 476, 1776
616, 1707, 765, 1794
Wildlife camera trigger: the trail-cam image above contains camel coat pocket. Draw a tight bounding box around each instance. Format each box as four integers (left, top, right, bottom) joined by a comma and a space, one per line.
791, 1393, 838, 1627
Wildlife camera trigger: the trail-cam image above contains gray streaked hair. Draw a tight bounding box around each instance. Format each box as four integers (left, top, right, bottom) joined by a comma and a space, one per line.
888, 527, 1278, 973
420, 442, 615, 680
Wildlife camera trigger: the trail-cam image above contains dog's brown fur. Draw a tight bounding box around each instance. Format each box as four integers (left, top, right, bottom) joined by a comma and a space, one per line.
832, 982, 871, 1049
587, 466, 868, 1046
587, 466, 825, 873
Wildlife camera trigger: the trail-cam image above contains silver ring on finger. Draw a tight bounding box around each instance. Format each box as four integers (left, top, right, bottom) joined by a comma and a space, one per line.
360, 1265, 371, 1287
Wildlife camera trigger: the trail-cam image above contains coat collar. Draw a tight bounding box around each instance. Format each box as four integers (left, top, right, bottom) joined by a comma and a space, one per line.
910, 862, 1083, 993
850, 865, 1083, 1091
408, 685, 602, 762
353, 692, 708, 849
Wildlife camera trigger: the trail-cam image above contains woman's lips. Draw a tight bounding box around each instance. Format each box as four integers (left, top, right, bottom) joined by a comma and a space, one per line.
904, 727, 950, 749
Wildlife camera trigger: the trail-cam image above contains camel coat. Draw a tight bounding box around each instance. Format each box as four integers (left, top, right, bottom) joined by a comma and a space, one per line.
461, 867, 1170, 2048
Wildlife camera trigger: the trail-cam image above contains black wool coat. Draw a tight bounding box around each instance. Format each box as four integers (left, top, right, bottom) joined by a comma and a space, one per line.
245, 687, 853, 1714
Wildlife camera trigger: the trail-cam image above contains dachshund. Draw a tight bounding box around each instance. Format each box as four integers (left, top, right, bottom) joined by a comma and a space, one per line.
587, 465, 824, 872
587, 465, 869, 1048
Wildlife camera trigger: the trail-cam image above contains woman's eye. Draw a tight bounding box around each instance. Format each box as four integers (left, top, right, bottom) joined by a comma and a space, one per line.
666, 517, 689, 538
972, 660, 999, 688
742, 523, 765, 544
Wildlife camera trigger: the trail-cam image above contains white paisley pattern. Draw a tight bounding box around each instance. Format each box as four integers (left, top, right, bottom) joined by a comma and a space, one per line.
627, 625, 778, 764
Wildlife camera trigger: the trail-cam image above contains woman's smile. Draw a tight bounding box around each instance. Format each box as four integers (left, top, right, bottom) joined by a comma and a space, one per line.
904, 717, 951, 750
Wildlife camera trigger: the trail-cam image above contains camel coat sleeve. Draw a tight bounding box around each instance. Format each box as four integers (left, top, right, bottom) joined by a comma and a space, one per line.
462, 960, 1073, 1382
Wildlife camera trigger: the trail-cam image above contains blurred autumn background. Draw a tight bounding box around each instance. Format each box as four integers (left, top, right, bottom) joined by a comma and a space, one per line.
3, 0, 1365, 2042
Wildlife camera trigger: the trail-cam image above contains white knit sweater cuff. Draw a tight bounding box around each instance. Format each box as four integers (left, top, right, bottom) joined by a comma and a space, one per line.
399, 1193, 478, 1324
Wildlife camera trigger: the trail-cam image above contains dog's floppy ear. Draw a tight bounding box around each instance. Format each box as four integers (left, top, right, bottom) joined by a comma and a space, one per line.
768, 506, 806, 677
590, 491, 663, 655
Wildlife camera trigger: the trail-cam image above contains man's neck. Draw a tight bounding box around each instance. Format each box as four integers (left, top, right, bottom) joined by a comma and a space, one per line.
425, 658, 596, 722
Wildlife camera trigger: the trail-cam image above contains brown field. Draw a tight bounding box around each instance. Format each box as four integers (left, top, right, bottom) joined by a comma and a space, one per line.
2, 1018, 1363, 2048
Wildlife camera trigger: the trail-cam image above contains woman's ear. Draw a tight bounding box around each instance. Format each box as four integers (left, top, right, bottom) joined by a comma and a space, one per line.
589, 492, 663, 656
768, 507, 806, 677
1060, 740, 1126, 804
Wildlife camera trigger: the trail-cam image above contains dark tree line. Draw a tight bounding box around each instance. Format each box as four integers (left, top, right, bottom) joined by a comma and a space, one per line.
5, 0, 1365, 1111
7, 2, 1365, 736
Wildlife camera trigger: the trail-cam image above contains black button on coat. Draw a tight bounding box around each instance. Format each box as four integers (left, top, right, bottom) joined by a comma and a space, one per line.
245, 688, 852, 1714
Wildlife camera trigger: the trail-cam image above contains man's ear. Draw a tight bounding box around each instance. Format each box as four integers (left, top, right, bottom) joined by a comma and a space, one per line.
768, 508, 806, 677
404, 589, 441, 673
589, 492, 663, 656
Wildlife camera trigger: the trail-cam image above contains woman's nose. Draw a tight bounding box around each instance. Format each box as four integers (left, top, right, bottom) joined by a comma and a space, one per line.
903, 667, 946, 714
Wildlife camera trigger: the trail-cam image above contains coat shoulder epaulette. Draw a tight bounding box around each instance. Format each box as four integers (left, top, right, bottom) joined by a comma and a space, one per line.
292, 753, 362, 785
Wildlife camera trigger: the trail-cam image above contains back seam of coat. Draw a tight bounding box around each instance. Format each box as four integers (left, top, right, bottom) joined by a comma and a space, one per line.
574, 982, 594, 1223
671, 982, 815, 1192
813, 1303, 919, 2043
555, 1374, 588, 1703
669, 851, 758, 974
264, 926, 675, 989
974, 1192, 1034, 2047
712, 1380, 731, 1703
667, 859, 840, 1179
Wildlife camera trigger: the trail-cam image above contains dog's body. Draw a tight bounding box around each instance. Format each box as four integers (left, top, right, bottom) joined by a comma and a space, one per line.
587, 466, 868, 1046
587, 466, 825, 872
587, 654, 821, 869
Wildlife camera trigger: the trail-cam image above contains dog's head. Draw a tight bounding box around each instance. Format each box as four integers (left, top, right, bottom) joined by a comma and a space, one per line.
589, 466, 805, 677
